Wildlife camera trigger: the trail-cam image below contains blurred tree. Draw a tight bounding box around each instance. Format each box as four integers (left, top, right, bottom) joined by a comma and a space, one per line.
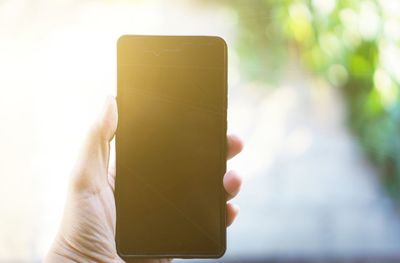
215, 0, 400, 201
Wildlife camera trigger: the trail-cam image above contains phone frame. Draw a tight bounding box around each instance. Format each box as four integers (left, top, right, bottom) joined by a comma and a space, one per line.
115, 35, 228, 259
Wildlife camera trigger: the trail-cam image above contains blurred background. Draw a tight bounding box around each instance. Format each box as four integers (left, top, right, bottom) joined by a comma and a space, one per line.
0, 0, 400, 262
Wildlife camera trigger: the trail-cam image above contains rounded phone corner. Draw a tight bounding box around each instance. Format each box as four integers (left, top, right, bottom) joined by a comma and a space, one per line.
117, 35, 130, 47
116, 246, 128, 260
214, 243, 227, 259
115, 237, 128, 259
210, 36, 227, 50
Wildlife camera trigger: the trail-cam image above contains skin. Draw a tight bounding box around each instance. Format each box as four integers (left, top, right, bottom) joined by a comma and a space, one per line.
45, 97, 243, 263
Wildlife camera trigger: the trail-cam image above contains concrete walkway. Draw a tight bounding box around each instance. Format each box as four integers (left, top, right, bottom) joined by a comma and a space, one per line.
224, 67, 400, 260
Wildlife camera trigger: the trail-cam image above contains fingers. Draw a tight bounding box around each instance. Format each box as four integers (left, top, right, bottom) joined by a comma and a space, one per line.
227, 134, 243, 160
225, 135, 243, 226
224, 170, 242, 226
223, 170, 242, 201
226, 203, 240, 227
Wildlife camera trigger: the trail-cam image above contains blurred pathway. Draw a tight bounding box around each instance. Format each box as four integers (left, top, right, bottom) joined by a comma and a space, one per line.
222, 63, 400, 259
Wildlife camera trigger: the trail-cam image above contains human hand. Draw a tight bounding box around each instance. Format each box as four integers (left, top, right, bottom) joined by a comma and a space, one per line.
45, 97, 243, 263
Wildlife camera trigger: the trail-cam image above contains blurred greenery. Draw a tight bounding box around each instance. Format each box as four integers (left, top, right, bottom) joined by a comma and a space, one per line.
219, 0, 400, 200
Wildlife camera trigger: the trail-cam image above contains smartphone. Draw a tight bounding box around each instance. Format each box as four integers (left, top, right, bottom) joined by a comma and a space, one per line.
115, 35, 228, 259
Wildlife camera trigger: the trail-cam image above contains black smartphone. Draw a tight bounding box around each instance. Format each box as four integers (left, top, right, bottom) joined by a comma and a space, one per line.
115, 35, 227, 259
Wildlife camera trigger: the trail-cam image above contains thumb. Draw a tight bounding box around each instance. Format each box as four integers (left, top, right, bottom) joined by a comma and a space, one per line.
93, 96, 118, 143
70, 96, 118, 193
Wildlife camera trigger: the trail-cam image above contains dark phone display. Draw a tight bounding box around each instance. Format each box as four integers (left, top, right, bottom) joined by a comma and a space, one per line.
116, 36, 227, 257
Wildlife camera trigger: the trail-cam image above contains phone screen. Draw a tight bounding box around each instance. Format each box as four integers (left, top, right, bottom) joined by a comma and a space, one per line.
115, 36, 227, 258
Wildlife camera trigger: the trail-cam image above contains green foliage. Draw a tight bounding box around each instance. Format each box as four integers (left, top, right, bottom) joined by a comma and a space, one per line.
223, 0, 400, 200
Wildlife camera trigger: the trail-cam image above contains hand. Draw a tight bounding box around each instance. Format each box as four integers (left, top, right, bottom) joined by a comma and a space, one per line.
45, 97, 243, 263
